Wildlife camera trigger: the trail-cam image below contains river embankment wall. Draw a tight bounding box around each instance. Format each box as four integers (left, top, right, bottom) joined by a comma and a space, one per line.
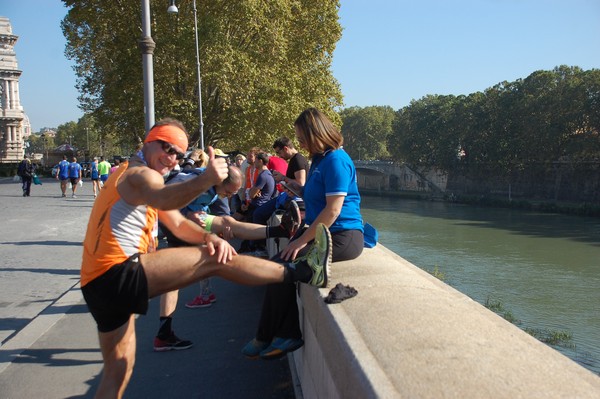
290, 244, 600, 398
355, 162, 600, 204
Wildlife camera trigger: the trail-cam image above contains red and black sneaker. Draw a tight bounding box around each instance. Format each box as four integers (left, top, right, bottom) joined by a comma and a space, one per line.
153, 332, 193, 352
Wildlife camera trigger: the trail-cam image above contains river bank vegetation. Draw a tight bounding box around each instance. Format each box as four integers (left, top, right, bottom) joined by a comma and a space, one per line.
342, 66, 600, 207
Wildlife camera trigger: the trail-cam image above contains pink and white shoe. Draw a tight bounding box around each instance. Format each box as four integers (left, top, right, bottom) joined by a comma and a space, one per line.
208, 293, 217, 303
185, 295, 212, 309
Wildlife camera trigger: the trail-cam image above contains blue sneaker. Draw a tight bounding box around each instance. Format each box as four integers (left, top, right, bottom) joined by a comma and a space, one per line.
242, 338, 269, 359
259, 337, 304, 360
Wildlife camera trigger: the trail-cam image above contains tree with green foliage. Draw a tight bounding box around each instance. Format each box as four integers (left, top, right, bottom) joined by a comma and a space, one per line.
61, 0, 343, 151
340, 106, 394, 160
388, 66, 600, 177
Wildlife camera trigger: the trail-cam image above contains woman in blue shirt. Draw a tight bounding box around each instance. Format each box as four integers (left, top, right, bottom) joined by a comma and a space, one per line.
243, 108, 364, 360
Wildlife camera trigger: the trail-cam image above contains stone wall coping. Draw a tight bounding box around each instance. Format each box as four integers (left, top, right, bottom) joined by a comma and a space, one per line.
293, 244, 600, 398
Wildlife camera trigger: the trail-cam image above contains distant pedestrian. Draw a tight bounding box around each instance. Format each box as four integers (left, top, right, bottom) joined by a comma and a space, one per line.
109, 158, 121, 174
68, 157, 82, 198
17, 155, 35, 197
98, 156, 111, 185
91, 157, 100, 198
56, 155, 70, 197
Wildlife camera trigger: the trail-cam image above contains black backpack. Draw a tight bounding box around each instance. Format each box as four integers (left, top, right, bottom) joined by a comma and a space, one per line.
17, 160, 27, 177
18, 160, 34, 178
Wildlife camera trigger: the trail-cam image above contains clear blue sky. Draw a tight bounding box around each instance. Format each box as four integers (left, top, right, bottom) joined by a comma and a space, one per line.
2, 0, 600, 132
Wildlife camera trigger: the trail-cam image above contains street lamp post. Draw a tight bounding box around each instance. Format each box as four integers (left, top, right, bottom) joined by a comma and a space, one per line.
168, 0, 205, 150
85, 127, 90, 161
41, 133, 48, 167
140, 0, 156, 134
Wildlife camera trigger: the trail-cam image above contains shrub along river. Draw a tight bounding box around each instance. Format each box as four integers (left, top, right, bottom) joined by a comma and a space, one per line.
360, 195, 600, 375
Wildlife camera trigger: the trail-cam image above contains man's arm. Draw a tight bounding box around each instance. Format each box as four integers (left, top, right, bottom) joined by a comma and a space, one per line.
292, 169, 306, 186
119, 154, 228, 211
158, 209, 236, 263
158, 209, 209, 245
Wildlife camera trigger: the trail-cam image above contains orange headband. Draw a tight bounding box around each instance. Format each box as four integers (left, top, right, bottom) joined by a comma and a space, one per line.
145, 124, 188, 153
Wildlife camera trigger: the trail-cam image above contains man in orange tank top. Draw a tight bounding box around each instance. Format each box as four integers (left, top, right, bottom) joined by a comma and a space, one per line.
80, 119, 332, 399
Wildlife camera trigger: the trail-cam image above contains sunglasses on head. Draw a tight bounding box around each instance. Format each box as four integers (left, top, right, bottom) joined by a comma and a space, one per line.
158, 140, 185, 160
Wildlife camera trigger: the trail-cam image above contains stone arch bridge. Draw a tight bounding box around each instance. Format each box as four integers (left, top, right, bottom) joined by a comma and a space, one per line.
353, 160, 448, 196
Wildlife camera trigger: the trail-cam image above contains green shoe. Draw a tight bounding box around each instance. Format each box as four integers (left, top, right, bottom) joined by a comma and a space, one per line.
294, 223, 332, 288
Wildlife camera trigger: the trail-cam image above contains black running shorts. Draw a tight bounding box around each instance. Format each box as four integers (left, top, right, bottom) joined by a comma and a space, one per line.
81, 254, 149, 332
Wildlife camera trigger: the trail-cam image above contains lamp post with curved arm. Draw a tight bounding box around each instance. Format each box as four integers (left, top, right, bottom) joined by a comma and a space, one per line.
140, 0, 156, 134
167, 0, 205, 150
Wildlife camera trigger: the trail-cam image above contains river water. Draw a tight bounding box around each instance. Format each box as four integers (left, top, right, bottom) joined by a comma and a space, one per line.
360, 195, 600, 375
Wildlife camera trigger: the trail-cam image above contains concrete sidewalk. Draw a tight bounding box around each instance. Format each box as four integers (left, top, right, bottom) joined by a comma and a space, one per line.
0, 177, 295, 398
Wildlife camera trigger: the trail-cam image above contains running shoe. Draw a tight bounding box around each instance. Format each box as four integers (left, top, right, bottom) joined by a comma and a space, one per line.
280, 200, 302, 238
153, 332, 193, 352
293, 223, 332, 288
241, 338, 270, 359
259, 337, 304, 360
185, 295, 213, 309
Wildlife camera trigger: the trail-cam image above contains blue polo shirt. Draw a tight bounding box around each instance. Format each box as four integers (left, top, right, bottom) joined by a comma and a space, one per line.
68, 162, 82, 179
58, 160, 70, 180
303, 148, 363, 233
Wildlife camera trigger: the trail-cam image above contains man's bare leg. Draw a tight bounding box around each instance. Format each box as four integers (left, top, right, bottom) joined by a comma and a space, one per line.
154, 290, 192, 351
95, 315, 136, 399
95, 252, 281, 398
141, 246, 285, 298
160, 291, 178, 318
157, 290, 179, 338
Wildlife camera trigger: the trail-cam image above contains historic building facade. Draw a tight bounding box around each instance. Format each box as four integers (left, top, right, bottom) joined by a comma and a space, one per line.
0, 17, 29, 163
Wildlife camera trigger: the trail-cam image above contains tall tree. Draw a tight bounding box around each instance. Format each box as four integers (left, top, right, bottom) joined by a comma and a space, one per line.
388, 66, 600, 177
340, 106, 395, 160
61, 0, 343, 151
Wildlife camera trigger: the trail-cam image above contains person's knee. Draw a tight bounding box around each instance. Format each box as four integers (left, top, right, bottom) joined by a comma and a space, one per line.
102, 344, 135, 387
105, 354, 133, 377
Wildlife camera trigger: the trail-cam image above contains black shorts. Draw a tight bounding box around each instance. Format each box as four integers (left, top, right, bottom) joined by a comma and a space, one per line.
69, 177, 79, 185
81, 254, 149, 332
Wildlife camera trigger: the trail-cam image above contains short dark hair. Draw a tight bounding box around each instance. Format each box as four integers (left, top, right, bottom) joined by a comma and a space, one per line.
273, 137, 294, 150
256, 152, 270, 164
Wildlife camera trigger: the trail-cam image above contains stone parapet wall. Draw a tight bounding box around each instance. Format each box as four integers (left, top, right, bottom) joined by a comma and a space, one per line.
291, 244, 600, 398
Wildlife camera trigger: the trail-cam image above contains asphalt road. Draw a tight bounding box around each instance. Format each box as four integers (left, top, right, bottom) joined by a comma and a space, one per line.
0, 176, 296, 398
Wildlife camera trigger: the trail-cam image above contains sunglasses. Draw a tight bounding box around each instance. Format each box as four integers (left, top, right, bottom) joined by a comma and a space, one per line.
158, 140, 185, 160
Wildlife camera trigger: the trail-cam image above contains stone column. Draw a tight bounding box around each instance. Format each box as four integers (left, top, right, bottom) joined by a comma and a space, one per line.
0, 16, 27, 162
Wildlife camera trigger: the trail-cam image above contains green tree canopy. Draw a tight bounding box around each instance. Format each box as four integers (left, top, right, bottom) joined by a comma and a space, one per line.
61, 0, 343, 152
340, 106, 394, 160
388, 66, 600, 177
